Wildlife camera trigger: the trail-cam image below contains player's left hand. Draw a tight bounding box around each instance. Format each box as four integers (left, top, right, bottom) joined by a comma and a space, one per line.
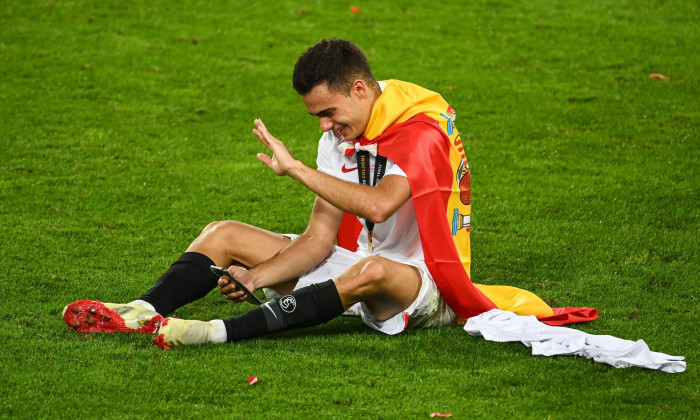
217, 266, 255, 303
252, 119, 299, 176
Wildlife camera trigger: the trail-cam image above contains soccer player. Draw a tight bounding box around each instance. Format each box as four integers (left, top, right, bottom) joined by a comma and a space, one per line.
64, 38, 568, 349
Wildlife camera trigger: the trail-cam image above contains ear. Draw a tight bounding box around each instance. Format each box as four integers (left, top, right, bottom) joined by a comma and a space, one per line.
350, 79, 369, 98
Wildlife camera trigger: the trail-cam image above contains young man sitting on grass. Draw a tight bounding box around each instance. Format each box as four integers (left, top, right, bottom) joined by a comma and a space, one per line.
64, 38, 576, 349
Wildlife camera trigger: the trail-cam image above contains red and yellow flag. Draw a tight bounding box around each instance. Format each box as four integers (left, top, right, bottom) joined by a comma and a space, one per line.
338, 80, 597, 325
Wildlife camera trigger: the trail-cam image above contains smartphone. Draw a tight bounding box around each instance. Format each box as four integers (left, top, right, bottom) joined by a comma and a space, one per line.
210, 265, 263, 305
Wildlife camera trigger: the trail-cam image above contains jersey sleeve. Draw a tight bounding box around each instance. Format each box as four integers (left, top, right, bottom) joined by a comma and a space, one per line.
385, 159, 407, 178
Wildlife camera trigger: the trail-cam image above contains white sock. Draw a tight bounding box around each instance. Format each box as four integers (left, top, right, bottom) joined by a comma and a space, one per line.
129, 299, 157, 313
209, 319, 227, 343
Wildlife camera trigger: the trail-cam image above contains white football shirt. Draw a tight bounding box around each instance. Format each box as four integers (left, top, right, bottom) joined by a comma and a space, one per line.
316, 130, 425, 266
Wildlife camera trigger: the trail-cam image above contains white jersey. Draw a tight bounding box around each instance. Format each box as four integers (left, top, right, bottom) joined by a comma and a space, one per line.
268, 126, 455, 334
315, 131, 425, 266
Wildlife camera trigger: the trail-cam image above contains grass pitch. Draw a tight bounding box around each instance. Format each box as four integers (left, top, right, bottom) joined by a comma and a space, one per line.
1, 0, 698, 418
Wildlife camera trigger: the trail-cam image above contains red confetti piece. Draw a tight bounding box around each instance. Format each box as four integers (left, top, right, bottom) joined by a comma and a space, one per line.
649, 73, 669, 80
430, 414, 452, 418
350, 6, 360, 14
248, 376, 258, 386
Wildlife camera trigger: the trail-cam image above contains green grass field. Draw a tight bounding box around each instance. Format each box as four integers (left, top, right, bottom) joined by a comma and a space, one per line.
1, 0, 698, 418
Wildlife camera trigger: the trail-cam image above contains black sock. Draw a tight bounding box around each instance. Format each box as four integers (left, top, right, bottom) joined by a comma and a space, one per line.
139, 252, 220, 316
223, 279, 344, 342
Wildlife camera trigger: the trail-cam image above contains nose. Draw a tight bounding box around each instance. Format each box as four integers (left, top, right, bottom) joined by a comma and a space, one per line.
319, 117, 333, 132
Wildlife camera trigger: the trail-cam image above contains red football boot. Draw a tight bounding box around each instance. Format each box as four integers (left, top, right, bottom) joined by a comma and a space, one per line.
63, 300, 162, 334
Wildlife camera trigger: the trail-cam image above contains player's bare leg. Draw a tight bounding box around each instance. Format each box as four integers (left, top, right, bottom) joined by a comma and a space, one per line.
332, 256, 422, 322
188, 220, 298, 295
186, 220, 292, 270
64, 220, 294, 334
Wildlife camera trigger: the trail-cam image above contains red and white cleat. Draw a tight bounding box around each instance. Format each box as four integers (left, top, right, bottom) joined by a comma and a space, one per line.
153, 317, 213, 350
62, 300, 162, 334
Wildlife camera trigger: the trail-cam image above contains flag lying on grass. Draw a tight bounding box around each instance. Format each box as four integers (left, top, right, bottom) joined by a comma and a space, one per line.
465, 310, 686, 373
337, 80, 597, 325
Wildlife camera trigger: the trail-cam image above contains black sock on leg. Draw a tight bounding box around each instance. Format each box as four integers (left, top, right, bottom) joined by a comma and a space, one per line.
223, 279, 344, 342
139, 252, 220, 316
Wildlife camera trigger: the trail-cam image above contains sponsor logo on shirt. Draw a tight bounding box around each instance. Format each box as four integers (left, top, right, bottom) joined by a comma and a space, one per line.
341, 163, 375, 173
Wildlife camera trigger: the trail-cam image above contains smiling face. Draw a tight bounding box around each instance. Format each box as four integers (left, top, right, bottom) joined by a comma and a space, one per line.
302, 80, 378, 141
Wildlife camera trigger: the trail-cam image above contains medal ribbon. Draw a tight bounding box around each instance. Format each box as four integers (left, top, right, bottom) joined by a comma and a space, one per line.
357, 150, 387, 252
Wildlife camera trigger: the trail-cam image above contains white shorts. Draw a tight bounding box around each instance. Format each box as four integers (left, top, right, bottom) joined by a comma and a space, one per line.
263, 235, 457, 335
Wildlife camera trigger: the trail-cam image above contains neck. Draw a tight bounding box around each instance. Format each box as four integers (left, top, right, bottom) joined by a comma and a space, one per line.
358, 88, 382, 139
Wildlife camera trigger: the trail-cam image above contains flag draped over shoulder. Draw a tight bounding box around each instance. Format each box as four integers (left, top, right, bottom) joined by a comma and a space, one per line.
338, 80, 597, 325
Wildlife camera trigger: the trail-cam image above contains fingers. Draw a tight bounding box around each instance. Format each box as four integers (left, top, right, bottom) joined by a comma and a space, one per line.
252, 119, 290, 176
217, 277, 230, 289
218, 278, 239, 294
217, 266, 255, 303
217, 277, 234, 294
253, 118, 267, 133
253, 119, 281, 148
252, 119, 275, 162
257, 152, 272, 166
252, 119, 270, 143
252, 128, 267, 144
227, 291, 247, 302
217, 279, 247, 302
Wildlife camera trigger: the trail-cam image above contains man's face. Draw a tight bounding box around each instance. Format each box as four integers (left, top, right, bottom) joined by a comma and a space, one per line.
302, 81, 374, 142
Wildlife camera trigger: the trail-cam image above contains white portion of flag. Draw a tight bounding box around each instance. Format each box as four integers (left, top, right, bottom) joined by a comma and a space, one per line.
465, 309, 686, 373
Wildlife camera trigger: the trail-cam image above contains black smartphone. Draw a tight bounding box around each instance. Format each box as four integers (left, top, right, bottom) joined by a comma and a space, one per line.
210, 265, 263, 305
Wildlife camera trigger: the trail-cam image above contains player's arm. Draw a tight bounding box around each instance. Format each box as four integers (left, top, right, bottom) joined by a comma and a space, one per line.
248, 195, 342, 288
253, 119, 411, 223
219, 196, 343, 302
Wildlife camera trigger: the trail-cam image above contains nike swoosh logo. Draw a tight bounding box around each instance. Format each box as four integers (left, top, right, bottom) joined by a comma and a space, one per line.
341, 165, 358, 173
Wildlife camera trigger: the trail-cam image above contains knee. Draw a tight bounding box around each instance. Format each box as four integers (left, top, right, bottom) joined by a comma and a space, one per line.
351, 257, 387, 296
200, 220, 241, 239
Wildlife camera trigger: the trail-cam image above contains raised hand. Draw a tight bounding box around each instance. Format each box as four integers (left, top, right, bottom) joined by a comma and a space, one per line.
252, 119, 299, 176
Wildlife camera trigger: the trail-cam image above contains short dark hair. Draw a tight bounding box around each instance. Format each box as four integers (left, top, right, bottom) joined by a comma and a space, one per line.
293, 38, 379, 96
